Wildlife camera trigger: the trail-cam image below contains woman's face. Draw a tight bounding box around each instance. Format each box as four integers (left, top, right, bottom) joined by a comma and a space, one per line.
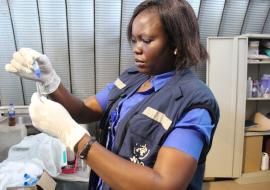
131, 9, 175, 75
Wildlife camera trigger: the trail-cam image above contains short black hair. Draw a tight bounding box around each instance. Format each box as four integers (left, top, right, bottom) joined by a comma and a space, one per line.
127, 0, 207, 70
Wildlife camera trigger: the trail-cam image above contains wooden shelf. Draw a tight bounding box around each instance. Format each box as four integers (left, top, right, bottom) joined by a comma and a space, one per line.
236, 170, 270, 184
248, 61, 270, 64
245, 131, 270, 136
242, 34, 270, 39
247, 97, 270, 100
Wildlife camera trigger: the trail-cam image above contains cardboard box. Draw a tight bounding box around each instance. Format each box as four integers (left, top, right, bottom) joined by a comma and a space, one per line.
263, 136, 270, 169
7, 172, 56, 190
243, 136, 263, 173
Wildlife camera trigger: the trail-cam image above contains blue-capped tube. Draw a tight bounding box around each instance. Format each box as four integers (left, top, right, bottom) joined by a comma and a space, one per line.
24, 173, 38, 186
32, 60, 41, 78
32, 60, 43, 101
24, 173, 31, 179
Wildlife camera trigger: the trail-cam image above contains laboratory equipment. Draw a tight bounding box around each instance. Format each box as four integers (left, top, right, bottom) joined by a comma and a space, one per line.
24, 173, 38, 186
247, 77, 253, 98
32, 60, 42, 100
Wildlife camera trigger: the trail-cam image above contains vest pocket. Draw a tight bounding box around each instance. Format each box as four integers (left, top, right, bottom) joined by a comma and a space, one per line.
116, 113, 167, 167
118, 129, 161, 167
127, 113, 167, 139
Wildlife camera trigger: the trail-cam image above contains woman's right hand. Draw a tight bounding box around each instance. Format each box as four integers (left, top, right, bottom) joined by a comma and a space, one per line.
5, 48, 61, 95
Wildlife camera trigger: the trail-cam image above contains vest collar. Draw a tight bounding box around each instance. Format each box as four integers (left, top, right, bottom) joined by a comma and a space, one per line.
126, 67, 195, 100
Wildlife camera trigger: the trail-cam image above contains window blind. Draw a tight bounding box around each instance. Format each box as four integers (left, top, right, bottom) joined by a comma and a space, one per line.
0, 0, 23, 105
9, 0, 43, 105
95, 0, 121, 92
241, 0, 270, 34
38, 0, 71, 92
0, 0, 269, 106
119, 0, 141, 73
218, 0, 249, 36
66, 0, 95, 98
198, 0, 225, 81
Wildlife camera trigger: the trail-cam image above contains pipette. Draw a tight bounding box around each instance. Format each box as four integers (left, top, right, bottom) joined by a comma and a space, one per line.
32, 60, 42, 101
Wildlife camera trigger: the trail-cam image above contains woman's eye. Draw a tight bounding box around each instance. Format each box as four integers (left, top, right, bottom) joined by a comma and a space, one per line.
142, 39, 152, 44
131, 38, 136, 44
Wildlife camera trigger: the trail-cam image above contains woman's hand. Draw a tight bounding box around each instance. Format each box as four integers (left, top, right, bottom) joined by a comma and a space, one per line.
5, 48, 60, 95
29, 92, 89, 151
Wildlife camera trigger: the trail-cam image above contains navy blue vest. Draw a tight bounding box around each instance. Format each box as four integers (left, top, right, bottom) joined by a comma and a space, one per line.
90, 67, 219, 190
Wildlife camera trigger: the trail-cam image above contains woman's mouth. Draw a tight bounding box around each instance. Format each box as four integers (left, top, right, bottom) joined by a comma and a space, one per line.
135, 61, 145, 67
135, 59, 145, 67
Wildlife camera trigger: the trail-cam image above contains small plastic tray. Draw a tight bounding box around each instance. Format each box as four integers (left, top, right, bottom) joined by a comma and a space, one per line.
61, 157, 78, 174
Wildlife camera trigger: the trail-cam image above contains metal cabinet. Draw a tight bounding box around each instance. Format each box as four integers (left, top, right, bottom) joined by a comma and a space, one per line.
205, 34, 270, 184
205, 36, 248, 178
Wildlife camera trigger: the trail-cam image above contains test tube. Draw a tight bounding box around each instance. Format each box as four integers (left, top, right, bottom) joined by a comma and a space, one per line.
24, 173, 38, 186
32, 60, 41, 78
32, 60, 42, 101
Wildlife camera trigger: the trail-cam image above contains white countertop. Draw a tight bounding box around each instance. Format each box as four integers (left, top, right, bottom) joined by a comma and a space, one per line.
0, 119, 27, 162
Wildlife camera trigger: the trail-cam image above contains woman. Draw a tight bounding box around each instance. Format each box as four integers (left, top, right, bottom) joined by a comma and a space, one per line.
6, 0, 219, 189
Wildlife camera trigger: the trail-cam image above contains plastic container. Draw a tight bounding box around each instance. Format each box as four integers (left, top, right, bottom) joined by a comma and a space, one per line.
67, 147, 76, 162
247, 77, 253, 98
261, 75, 270, 95
62, 149, 78, 174
252, 82, 258, 98
8, 103, 16, 126
61, 144, 67, 167
61, 157, 78, 174
248, 41, 259, 55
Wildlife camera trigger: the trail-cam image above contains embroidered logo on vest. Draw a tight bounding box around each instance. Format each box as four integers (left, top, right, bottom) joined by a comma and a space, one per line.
129, 143, 150, 166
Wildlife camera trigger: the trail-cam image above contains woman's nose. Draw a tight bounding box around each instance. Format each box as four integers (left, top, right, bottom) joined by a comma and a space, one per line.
133, 42, 143, 55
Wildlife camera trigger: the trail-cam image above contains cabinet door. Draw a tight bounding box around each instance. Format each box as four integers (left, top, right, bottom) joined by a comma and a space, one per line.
205, 37, 247, 177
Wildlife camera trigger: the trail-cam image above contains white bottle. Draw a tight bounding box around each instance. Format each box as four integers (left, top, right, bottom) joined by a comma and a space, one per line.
252, 80, 259, 98
247, 77, 253, 98
261, 152, 269, 171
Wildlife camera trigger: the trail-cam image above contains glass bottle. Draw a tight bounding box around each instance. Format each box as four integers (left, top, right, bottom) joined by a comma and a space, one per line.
8, 103, 16, 126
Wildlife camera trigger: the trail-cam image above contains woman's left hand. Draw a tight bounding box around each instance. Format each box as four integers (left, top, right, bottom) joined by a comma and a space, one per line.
29, 92, 89, 151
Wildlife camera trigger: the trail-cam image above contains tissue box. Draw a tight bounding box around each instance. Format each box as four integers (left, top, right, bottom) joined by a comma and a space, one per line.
6, 172, 56, 190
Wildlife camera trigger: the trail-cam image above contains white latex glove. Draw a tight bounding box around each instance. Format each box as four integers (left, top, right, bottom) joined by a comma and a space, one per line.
5, 48, 60, 95
29, 93, 89, 151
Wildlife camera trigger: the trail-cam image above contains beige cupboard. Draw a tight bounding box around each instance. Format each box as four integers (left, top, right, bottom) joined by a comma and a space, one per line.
205, 34, 270, 184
